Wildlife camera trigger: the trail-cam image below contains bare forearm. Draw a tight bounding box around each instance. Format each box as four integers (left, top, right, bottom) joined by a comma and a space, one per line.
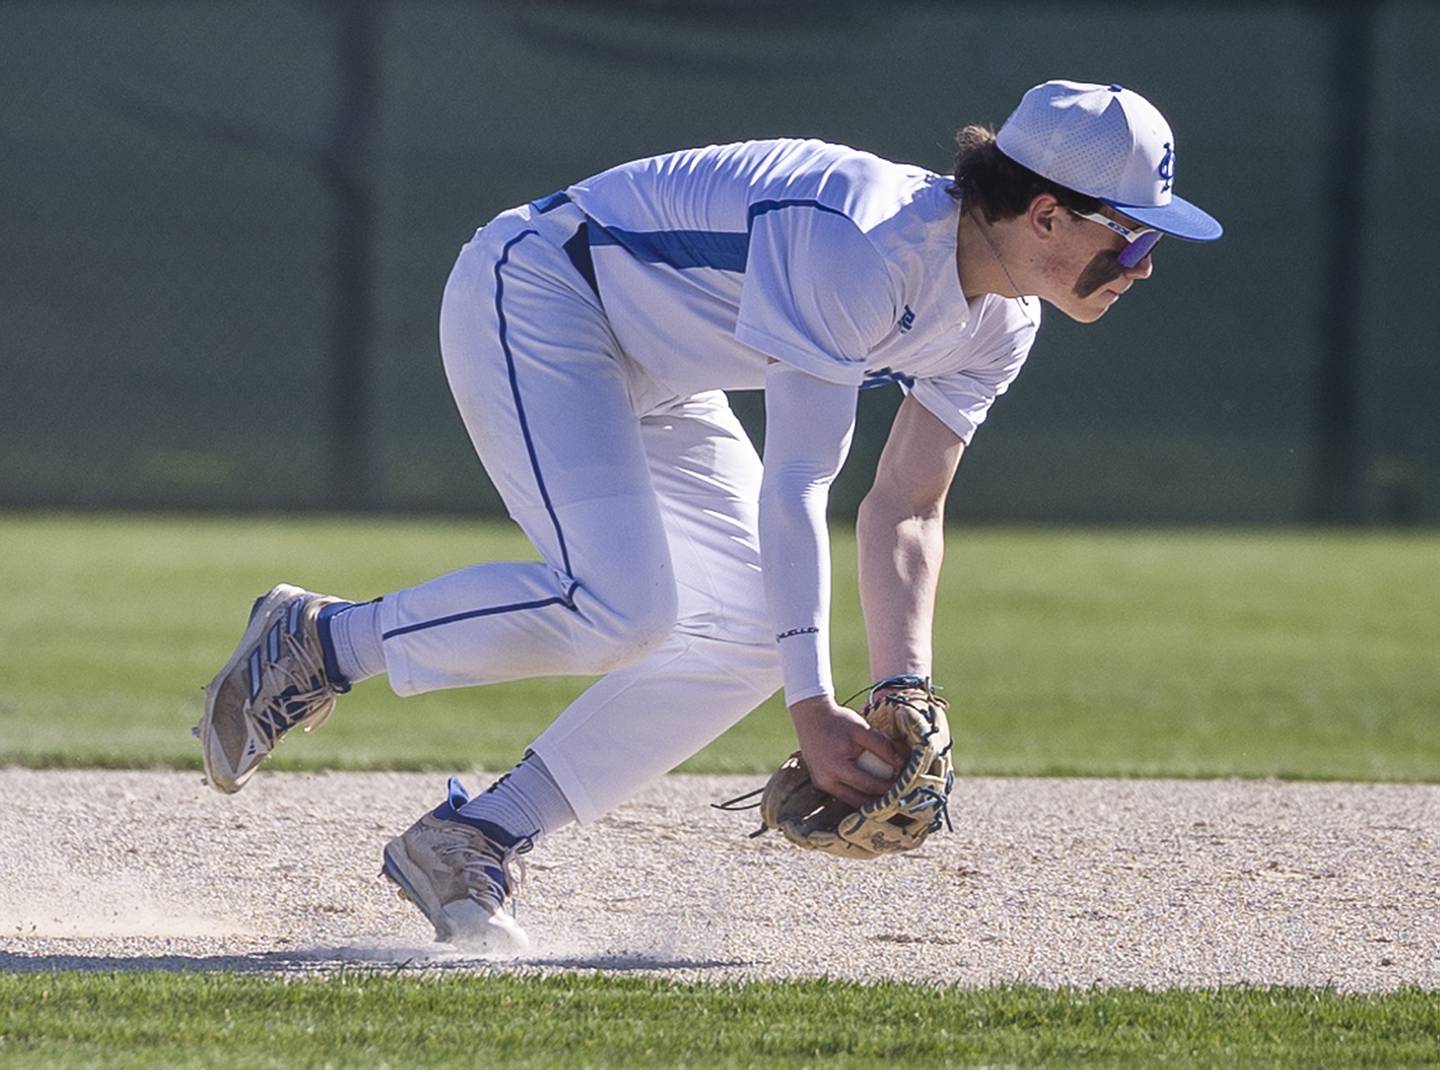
856, 494, 945, 679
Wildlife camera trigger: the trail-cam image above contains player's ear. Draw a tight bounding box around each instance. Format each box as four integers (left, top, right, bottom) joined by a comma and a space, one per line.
1027, 194, 1063, 240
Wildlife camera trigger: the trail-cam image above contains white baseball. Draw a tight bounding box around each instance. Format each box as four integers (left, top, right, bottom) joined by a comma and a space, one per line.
856, 751, 897, 779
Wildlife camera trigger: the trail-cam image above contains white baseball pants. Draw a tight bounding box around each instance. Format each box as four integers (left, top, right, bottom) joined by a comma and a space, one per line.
375, 200, 782, 822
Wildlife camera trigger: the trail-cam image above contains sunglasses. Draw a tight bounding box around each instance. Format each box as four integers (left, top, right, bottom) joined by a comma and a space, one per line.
1070, 209, 1163, 268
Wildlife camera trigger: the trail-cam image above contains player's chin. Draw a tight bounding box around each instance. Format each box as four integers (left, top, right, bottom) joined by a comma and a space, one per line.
1057, 298, 1111, 324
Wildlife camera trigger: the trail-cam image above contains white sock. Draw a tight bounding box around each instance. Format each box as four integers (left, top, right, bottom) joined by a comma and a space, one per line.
459, 752, 577, 841
329, 599, 386, 683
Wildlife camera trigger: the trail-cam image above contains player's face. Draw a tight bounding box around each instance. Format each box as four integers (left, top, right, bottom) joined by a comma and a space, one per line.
1041, 207, 1156, 323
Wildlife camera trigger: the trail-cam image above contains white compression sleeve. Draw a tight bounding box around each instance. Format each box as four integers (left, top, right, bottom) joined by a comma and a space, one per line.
759, 361, 858, 705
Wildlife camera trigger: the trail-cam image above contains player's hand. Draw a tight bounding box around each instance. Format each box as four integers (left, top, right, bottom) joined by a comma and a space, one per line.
788, 694, 906, 808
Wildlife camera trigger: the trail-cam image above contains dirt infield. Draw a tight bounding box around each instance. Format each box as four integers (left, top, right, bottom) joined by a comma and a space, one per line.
2, 768, 1436, 990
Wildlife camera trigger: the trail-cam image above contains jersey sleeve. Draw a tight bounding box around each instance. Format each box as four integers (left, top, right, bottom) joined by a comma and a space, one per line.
909, 302, 1040, 444
734, 205, 897, 385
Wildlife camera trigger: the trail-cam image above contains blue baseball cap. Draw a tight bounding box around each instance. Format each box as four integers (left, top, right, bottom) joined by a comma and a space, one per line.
995, 80, 1222, 242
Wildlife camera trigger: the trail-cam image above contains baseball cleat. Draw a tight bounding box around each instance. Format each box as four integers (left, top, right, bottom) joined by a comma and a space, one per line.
196, 583, 351, 794
381, 777, 534, 957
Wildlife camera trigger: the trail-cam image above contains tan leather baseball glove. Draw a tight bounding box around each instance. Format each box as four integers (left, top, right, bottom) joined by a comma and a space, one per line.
729, 677, 953, 860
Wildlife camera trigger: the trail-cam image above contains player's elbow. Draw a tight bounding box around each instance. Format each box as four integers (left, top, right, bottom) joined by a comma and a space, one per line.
858, 484, 947, 529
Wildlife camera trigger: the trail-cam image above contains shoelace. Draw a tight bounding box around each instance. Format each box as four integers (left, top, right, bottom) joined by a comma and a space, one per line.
251, 624, 338, 746
438, 832, 536, 915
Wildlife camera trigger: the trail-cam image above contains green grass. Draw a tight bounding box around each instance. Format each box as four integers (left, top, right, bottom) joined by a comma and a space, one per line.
1, 973, 1437, 1069
1, 512, 1436, 780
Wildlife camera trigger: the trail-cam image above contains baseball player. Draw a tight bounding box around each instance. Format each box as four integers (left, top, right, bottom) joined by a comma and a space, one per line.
197, 81, 1221, 954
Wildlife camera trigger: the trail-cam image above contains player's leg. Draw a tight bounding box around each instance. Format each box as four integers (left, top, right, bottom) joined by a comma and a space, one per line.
369, 212, 716, 955
198, 204, 677, 795
383, 346, 781, 955
373, 215, 678, 695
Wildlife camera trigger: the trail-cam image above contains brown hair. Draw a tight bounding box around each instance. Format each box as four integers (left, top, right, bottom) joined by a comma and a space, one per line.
947, 124, 1102, 223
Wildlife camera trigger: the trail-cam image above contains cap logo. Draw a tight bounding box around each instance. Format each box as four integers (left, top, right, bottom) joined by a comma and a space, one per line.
1158, 142, 1175, 192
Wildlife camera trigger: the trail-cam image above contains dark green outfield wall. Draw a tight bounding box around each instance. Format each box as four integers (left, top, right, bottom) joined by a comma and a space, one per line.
3, 1, 1434, 522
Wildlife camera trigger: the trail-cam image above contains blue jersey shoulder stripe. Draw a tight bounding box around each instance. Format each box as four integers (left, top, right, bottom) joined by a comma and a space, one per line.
586, 199, 851, 274
588, 224, 749, 272
747, 198, 849, 225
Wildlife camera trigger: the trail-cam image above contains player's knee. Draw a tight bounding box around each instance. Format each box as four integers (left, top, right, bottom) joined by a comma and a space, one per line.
577, 577, 677, 670
617, 579, 679, 653
613, 602, 677, 665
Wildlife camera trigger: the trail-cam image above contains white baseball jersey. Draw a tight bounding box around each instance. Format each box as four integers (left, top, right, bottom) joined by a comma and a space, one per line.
564, 137, 1040, 444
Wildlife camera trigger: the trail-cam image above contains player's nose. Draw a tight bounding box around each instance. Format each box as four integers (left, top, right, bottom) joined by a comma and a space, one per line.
1123, 253, 1155, 280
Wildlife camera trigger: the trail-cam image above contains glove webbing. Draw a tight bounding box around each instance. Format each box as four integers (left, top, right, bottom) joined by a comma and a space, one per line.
860, 678, 954, 834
